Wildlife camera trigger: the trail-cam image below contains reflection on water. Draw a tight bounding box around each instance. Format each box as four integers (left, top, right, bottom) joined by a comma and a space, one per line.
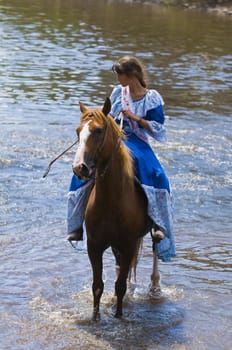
0, 0, 231, 349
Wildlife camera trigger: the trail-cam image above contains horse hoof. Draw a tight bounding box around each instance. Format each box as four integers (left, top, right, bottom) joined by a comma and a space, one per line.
152, 230, 165, 243
92, 313, 101, 322
149, 284, 163, 299
114, 311, 122, 318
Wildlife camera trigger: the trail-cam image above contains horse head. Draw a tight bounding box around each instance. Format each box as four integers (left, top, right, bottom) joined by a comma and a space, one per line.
72, 97, 115, 180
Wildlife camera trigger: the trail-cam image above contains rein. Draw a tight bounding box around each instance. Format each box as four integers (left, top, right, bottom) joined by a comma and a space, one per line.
43, 139, 78, 178
96, 136, 121, 179
42, 112, 124, 179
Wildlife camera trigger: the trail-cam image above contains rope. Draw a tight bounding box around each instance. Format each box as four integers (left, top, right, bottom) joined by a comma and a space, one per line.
43, 139, 78, 178
114, 111, 124, 131
43, 112, 124, 179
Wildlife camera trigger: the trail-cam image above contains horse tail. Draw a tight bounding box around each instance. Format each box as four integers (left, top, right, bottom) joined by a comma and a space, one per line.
128, 238, 143, 283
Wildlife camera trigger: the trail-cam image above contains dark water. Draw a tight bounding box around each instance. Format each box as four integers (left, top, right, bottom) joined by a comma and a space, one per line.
0, 0, 231, 349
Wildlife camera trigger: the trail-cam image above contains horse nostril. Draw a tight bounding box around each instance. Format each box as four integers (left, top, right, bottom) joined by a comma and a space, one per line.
73, 163, 90, 178
80, 164, 89, 176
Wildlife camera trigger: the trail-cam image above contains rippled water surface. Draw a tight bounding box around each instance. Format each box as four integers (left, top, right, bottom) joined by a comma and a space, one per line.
0, 0, 231, 349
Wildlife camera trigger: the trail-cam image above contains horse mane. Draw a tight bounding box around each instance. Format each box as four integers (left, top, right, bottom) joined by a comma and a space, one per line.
82, 108, 134, 180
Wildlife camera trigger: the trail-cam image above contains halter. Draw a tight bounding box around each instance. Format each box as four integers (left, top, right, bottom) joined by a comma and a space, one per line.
85, 111, 122, 180
42, 111, 124, 178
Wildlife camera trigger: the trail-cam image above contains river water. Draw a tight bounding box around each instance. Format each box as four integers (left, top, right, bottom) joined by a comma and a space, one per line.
0, 0, 231, 349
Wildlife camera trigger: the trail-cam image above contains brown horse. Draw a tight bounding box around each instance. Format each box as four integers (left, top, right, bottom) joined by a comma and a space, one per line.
72, 98, 160, 320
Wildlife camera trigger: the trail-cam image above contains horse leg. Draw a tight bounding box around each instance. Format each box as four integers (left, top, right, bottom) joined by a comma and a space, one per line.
128, 238, 142, 283
114, 249, 134, 318
112, 238, 141, 285
87, 242, 104, 321
150, 242, 161, 293
111, 247, 120, 281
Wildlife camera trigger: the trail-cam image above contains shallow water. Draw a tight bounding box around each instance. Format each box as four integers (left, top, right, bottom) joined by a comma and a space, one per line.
0, 0, 232, 349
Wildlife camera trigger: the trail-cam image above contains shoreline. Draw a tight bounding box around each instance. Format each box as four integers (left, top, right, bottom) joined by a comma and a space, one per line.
138, 1, 232, 16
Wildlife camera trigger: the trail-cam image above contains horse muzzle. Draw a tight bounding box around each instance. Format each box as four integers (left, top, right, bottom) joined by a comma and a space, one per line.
72, 163, 95, 180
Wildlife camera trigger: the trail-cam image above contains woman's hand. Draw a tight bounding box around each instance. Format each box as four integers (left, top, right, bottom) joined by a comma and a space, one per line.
122, 109, 140, 122
122, 109, 152, 132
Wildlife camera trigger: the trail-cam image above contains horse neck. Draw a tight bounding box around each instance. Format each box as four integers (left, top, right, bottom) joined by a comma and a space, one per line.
95, 142, 134, 198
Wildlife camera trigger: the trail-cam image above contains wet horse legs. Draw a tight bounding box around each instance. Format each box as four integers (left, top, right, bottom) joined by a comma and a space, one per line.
88, 243, 138, 319
87, 243, 104, 321
150, 243, 161, 291
114, 249, 135, 318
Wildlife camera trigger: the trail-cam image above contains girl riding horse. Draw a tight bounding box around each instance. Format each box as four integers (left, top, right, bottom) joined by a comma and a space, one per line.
67, 55, 175, 263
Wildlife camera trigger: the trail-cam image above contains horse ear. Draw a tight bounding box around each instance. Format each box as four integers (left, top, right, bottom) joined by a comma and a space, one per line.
79, 102, 87, 113
102, 97, 111, 116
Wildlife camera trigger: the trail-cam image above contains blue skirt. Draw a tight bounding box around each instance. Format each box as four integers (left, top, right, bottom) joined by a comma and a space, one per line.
124, 133, 170, 192
69, 133, 170, 193
69, 174, 85, 191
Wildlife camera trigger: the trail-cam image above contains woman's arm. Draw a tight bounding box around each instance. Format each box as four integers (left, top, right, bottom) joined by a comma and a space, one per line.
122, 109, 152, 133
122, 108, 166, 143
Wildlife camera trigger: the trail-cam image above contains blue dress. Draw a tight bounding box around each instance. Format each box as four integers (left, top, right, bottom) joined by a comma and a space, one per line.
69, 133, 170, 192
110, 86, 170, 192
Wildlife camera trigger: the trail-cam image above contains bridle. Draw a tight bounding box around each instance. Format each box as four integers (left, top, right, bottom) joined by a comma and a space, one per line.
43, 111, 124, 179
95, 134, 121, 179
81, 112, 122, 180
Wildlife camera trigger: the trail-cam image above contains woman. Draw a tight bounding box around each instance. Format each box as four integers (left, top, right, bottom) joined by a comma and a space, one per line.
67, 55, 175, 262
